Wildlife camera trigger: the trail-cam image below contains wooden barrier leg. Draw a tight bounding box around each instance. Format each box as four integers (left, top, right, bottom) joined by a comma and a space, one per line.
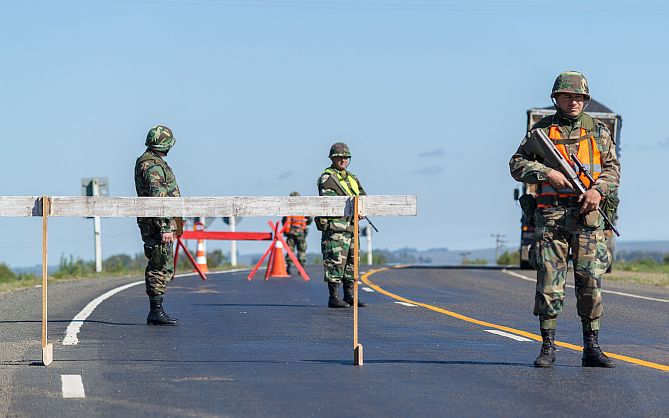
41, 196, 53, 366
353, 196, 363, 366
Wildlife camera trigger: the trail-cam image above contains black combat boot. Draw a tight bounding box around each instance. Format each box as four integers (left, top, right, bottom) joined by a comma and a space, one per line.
147, 295, 179, 326
582, 330, 616, 368
343, 281, 366, 307
533, 329, 556, 368
328, 283, 350, 308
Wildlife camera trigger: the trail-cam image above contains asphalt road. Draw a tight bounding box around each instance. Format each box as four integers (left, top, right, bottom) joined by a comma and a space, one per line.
0, 266, 667, 417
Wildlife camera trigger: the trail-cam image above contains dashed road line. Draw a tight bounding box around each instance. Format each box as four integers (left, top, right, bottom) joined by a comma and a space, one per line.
394, 302, 416, 307
361, 287, 375, 293
501, 269, 669, 303
362, 267, 669, 372
484, 329, 532, 342
61, 375, 85, 399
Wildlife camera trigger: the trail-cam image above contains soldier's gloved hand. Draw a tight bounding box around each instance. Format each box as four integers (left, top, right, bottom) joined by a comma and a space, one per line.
161, 232, 176, 244
578, 189, 602, 214
546, 169, 574, 191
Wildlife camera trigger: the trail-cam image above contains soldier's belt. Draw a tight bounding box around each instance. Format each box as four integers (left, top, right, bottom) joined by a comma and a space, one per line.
536, 195, 580, 208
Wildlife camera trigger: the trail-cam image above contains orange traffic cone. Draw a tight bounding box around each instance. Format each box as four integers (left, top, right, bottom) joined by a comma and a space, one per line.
268, 240, 289, 278
194, 238, 209, 273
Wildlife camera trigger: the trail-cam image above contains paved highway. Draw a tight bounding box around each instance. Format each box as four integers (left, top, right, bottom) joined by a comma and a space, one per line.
0, 266, 667, 417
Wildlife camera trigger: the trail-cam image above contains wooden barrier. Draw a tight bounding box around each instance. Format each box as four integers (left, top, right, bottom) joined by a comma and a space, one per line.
0, 195, 416, 217
0, 195, 417, 366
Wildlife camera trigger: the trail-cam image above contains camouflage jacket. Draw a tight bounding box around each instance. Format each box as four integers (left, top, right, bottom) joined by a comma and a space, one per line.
134, 149, 181, 233
509, 113, 620, 197
317, 165, 366, 232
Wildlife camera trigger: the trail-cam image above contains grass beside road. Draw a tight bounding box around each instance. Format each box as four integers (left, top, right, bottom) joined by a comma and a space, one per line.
0, 250, 244, 294
607, 261, 669, 287
0, 265, 246, 294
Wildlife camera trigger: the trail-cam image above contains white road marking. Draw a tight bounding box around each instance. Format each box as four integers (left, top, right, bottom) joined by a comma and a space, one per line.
61, 375, 85, 398
361, 287, 375, 293
64, 269, 252, 346
484, 329, 532, 342
394, 302, 416, 307
63, 281, 143, 346
501, 269, 669, 303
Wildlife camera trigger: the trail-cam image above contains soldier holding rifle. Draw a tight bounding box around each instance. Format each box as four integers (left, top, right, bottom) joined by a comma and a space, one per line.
509, 71, 620, 368
135, 125, 182, 326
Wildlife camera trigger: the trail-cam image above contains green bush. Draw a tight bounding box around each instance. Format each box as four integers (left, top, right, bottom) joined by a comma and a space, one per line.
53, 255, 95, 278
360, 252, 388, 265
463, 258, 488, 266
0, 263, 17, 282
497, 250, 520, 266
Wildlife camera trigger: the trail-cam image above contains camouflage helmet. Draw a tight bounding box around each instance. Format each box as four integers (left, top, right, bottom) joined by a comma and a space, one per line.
289, 191, 300, 196
329, 142, 351, 158
145, 125, 176, 152
551, 71, 590, 100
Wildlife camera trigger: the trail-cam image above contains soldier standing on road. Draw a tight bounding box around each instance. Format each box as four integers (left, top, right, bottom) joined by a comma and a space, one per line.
316, 142, 367, 308
510, 71, 620, 368
282, 192, 312, 275
134, 125, 182, 326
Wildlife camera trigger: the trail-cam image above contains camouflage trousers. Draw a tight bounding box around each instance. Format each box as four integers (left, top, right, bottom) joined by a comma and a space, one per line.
532, 207, 611, 330
138, 223, 175, 297
285, 234, 307, 267
321, 230, 355, 284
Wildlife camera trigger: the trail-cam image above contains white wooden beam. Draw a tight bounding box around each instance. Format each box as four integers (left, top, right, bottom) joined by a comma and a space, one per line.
0, 195, 417, 218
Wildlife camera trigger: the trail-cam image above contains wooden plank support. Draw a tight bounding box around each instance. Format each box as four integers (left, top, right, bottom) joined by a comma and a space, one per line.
0, 195, 416, 218
353, 196, 364, 366
41, 196, 53, 366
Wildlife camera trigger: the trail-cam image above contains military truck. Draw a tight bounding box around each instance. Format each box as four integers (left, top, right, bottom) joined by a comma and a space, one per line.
513, 99, 622, 269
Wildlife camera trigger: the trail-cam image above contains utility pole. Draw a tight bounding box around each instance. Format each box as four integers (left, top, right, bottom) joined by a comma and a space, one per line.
92, 179, 102, 273
491, 233, 507, 263
81, 177, 108, 273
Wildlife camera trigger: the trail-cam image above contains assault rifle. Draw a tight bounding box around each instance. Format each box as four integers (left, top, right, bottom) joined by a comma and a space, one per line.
362, 217, 379, 233
534, 128, 620, 237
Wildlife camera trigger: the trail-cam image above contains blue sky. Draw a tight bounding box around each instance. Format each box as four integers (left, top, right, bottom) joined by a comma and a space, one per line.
1, 0, 668, 267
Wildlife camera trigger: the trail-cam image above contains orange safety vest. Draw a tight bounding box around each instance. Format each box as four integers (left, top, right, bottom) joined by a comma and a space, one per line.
284, 216, 308, 232
537, 124, 601, 206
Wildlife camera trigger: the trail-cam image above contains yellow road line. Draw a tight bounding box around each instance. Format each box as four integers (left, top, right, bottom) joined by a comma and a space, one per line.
361, 267, 669, 373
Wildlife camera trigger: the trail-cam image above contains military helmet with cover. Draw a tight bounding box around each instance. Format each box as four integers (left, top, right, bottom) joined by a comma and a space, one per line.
551, 71, 590, 100
145, 125, 176, 152
329, 142, 352, 158
290, 191, 300, 196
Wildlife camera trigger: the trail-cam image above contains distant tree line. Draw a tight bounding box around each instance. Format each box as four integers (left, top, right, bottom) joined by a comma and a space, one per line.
0, 249, 230, 282
615, 250, 669, 264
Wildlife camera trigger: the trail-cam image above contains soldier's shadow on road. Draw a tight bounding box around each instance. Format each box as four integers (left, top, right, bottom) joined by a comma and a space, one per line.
0, 320, 140, 326
304, 359, 532, 367
193, 303, 319, 308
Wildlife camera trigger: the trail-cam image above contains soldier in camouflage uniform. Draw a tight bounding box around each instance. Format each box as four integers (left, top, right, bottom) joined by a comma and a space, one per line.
282, 192, 313, 275
510, 71, 620, 368
316, 142, 367, 308
134, 125, 181, 326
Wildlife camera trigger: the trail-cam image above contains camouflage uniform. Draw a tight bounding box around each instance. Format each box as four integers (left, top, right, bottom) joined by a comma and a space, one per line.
134, 125, 181, 297
510, 71, 619, 367
282, 207, 313, 272
317, 166, 366, 286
